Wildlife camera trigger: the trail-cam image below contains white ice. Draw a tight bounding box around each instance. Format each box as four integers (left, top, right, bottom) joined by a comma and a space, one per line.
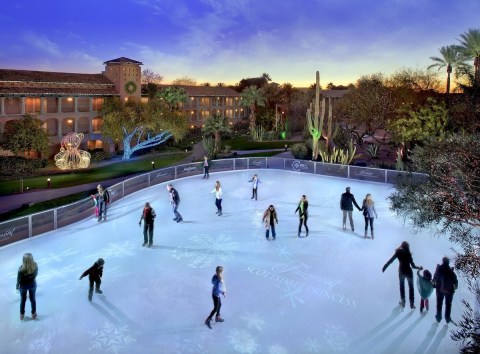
0, 169, 466, 354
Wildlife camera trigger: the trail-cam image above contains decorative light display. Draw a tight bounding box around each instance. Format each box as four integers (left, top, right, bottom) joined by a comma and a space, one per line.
54, 133, 91, 170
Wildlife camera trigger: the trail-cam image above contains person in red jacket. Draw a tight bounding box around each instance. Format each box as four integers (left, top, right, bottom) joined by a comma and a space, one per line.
79, 258, 105, 301
139, 202, 156, 247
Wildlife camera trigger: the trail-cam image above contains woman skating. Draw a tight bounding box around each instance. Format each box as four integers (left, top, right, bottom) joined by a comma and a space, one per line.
262, 205, 278, 240
211, 181, 223, 216
16, 253, 38, 321
295, 195, 309, 237
361, 193, 377, 239
205, 266, 226, 329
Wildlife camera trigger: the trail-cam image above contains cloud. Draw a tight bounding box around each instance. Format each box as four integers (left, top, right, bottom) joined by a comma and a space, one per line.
22, 32, 61, 57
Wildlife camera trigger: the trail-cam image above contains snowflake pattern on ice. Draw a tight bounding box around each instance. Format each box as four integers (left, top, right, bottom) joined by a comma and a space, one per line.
268, 344, 288, 354
88, 321, 135, 354
36, 248, 81, 267
172, 233, 240, 268
173, 335, 208, 353
13, 325, 58, 353
323, 324, 351, 352
277, 283, 305, 308
240, 313, 266, 331
87, 240, 138, 260
305, 338, 323, 353
40, 264, 83, 283
274, 243, 291, 260
228, 329, 259, 354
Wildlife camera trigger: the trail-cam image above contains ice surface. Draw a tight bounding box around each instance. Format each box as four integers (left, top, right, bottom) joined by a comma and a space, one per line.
0, 169, 466, 353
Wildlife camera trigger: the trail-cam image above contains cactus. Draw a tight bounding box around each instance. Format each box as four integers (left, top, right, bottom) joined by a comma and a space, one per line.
252, 125, 265, 141
202, 136, 215, 158
319, 139, 357, 165
365, 143, 380, 158
396, 148, 404, 171
306, 71, 324, 160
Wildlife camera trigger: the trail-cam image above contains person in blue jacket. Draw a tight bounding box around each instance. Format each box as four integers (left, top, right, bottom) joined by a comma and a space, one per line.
417, 268, 434, 314
205, 266, 226, 329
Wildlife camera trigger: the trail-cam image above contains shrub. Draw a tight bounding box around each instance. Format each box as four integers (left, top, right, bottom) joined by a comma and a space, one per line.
291, 143, 309, 159
264, 131, 277, 141
91, 151, 113, 162
0, 156, 35, 177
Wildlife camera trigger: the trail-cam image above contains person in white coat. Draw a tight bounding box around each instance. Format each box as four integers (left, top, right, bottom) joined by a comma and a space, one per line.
211, 180, 223, 216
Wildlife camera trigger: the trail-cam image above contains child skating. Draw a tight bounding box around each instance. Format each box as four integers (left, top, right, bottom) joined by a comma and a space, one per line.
79, 258, 105, 301
417, 268, 434, 314
205, 266, 226, 329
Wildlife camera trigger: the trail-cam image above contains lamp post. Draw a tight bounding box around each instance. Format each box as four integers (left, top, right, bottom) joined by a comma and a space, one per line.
47, 178, 51, 189
151, 161, 155, 170
20, 178, 23, 193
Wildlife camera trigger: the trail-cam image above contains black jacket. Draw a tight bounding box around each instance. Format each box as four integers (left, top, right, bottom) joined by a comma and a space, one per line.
383, 247, 420, 276
295, 201, 309, 218
433, 263, 458, 295
80, 262, 104, 281
340, 192, 361, 211
16, 266, 38, 289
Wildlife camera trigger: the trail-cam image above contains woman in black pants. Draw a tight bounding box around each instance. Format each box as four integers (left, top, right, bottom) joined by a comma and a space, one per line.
205, 266, 226, 329
295, 195, 309, 237
16, 253, 38, 321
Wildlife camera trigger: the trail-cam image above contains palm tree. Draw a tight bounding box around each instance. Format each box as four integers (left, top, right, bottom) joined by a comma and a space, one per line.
240, 85, 266, 132
157, 87, 187, 111
202, 113, 231, 155
428, 45, 466, 93
457, 28, 480, 85
262, 73, 272, 82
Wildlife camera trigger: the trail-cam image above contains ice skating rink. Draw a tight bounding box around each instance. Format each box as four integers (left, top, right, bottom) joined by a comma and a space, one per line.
0, 169, 465, 354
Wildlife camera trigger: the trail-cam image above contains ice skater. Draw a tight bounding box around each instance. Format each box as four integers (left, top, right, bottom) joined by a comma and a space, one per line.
248, 174, 260, 200
79, 258, 105, 301
16, 253, 38, 321
262, 205, 278, 240
361, 193, 377, 239
340, 187, 361, 232
139, 202, 156, 247
295, 195, 309, 237
203, 155, 210, 179
433, 257, 458, 323
205, 266, 226, 329
417, 268, 434, 314
211, 180, 223, 216
167, 184, 183, 223
382, 241, 422, 309
91, 194, 99, 218
97, 184, 110, 222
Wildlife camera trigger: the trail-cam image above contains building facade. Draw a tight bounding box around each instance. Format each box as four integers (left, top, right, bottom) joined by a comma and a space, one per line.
0, 57, 247, 157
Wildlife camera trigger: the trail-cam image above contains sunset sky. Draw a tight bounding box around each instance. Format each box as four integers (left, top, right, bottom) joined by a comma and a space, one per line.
0, 0, 478, 87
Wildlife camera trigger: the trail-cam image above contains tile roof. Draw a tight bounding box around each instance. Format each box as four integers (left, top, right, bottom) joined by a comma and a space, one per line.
0, 69, 114, 85
0, 87, 119, 96
158, 84, 241, 97
103, 57, 143, 65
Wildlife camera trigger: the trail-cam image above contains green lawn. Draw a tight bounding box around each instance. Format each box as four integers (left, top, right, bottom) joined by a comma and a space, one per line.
234, 151, 285, 158
223, 135, 299, 150
0, 153, 185, 195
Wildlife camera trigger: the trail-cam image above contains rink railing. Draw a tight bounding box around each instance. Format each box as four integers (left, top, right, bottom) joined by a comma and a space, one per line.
0, 157, 426, 247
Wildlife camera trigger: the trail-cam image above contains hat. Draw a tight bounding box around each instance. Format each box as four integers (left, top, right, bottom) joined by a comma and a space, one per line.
97, 258, 105, 265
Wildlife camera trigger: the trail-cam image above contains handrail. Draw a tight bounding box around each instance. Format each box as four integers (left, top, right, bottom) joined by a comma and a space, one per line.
0, 157, 426, 247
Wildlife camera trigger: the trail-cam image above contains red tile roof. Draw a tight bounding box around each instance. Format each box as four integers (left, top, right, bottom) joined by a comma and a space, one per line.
0, 69, 114, 85
0, 87, 119, 96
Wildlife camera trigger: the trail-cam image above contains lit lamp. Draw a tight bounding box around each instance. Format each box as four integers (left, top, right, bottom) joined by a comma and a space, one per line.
285, 144, 288, 152
47, 178, 51, 189
151, 161, 155, 170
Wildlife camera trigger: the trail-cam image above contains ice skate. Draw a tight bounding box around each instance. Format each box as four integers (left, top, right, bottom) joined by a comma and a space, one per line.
410, 303, 416, 310
142, 243, 147, 247
399, 299, 405, 308
32, 313, 37, 321
95, 289, 103, 294
176, 218, 183, 223
218, 212, 222, 216
147, 244, 152, 248
215, 315, 224, 322
446, 317, 451, 324
342, 224, 346, 231
435, 314, 442, 323
205, 318, 212, 329
20, 314, 24, 321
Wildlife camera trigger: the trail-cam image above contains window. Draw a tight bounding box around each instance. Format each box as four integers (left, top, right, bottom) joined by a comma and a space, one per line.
92, 98, 104, 111
25, 97, 41, 113
225, 97, 234, 106
200, 97, 210, 106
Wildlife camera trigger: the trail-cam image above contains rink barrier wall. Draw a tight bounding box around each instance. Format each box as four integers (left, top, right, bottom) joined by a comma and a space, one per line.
0, 157, 426, 247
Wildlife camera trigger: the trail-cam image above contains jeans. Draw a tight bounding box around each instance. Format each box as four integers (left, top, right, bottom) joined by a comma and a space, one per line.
143, 222, 154, 245
436, 291, 454, 320
88, 277, 102, 300
215, 198, 222, 212
19, 282, 37, 315
203, 166, 209, 178
364, 217, 374, 234
399, 272, 414, 304
208, 295, 222, 319
298, 216, 309, 235
266, 223, 276, 239
342, 210, 354, 228
98, 201, 107, 220
172, 203, 182, 220
251, 188, 257, 200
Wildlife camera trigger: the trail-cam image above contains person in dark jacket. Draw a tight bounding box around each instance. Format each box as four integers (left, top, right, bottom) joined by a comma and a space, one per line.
340, 187, 361, 232
202, 155, 210, 179
16, 253, 38, 321
295, 195, 309, 237
248, 174, 260, 201
205, 266, 226, 329
167, 184, 183, 223
433, 257, 458, 323
97, 184, 110, 222
382, 241, 422, 309
139, 202, 156, 247
79, 258, 105, 301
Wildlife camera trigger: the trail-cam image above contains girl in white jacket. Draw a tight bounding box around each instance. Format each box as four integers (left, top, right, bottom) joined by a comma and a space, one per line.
211, 181, 223, 216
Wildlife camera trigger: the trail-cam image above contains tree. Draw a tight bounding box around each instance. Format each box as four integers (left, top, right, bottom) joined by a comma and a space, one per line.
262, 73, 272, 82
142, 69, 164, 85
240, 85, 266, 132
3, 114, 48, 158
389, 98, 448, 145
202, 113, 231, 155
171, 76, 197, 86
202, 82, 211, 87
428, 45, 467, 94
458, 28, 480, 85
216, 82, 225, 87
157, 87, 187, 112
388, 135, 480, 352
101, 98, 188, 160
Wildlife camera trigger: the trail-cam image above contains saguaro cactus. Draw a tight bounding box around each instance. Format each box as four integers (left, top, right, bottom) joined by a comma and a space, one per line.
306, 71, 324, 160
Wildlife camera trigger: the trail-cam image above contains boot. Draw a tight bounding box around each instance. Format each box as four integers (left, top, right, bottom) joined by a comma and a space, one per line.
32, 313, 37, 321
20, 314, 24, 321
215, 315, 224, 322
426, 300, 429, 312
364, 231, 368, 239
371, 231, 374, 240
342, 223, 346, 231
95, 289, 103, 294
399, 299, 405, 308
205, 318, 212, 329
410, 302, 416, 310
435, 313, 442, 323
